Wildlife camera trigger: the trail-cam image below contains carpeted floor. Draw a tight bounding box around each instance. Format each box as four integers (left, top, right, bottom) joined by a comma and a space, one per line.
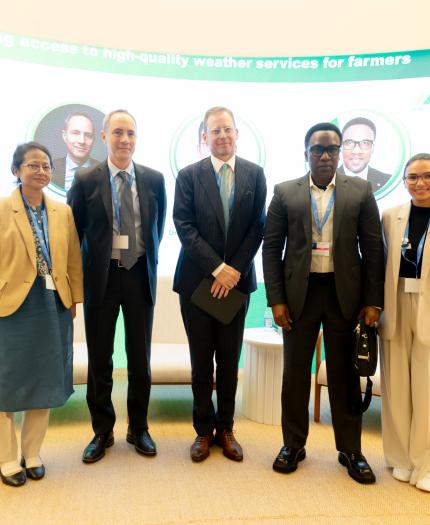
1, 372, 429, 525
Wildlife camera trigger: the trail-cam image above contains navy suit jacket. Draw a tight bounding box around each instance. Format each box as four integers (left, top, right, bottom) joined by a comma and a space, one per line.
173, 156, 266, 299
67, 160, 166, 306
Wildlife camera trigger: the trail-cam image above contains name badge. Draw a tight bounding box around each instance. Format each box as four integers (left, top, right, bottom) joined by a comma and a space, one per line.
312, 241, 331, 257
45, 274, 56, 290
112, 235, 129, 249
404, 278, 421, 293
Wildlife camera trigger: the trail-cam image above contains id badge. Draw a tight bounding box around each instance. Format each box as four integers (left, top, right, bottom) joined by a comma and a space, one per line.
112, 235, 129, 249
45, 274, 56, 290
404, 278, 421, 293
311, 241, 331, 257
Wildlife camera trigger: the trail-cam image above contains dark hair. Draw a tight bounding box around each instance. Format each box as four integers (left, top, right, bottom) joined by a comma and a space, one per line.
304, 122, 342, 149
341, 117, 376, 138
11, 141, 53, 174
403, 153, 430, 178
203, 106, 236, 132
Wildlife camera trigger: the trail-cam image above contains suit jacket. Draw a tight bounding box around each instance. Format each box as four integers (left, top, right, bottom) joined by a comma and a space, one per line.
67, 160, 166, 307
338, 165, 391, 193
51, 157, 99, 189
263, 172, 384, 321
0, 187, 83, 316
173, 156, 266, 298
381, 202, 430, 345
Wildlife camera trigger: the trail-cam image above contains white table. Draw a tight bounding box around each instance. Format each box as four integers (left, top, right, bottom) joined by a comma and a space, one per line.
242, 327, 283, 425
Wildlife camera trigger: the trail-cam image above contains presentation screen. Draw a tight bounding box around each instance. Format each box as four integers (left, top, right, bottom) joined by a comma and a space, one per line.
1, 32, 429, 279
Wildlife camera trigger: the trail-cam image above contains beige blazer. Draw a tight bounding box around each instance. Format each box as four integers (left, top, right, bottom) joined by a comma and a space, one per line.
381, 202, 430, 346
0, 187, 83, 316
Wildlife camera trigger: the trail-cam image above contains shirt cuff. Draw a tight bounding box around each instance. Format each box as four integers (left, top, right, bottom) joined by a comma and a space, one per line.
212, 262, 226, 278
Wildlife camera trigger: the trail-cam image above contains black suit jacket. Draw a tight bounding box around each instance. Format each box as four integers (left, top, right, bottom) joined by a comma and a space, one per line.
338, 165, 391, 193
67, 160, 166, 306
52, 157, 99, 189
173, 156, 266, 298
262, 172, 384, 321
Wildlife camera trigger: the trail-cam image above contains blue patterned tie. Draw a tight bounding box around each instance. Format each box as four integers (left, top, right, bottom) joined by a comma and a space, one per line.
219, 163, 233, 230
118, 171, 137, 269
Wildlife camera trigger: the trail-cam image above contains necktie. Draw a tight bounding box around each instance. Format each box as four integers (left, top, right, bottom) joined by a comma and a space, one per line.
118, 171, 137, 269
219, 163, 233, 230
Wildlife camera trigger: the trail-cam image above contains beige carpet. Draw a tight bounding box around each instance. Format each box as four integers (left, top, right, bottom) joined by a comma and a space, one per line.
1, 372, 429, 525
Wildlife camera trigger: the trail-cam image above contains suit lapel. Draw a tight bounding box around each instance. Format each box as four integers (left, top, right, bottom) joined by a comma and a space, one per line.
134, 163, 149, 244
392, 203, 410, 281
44, 194, 58, 268
297, 175, 312, 244
11, 188, 36, 269
98, 162, 113, 225
198, 157, 225, 233
332, 173, 348, 243
229, 157, 247, 227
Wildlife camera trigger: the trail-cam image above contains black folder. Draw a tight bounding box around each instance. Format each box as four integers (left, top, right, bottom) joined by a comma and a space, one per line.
190, 278, 247, 325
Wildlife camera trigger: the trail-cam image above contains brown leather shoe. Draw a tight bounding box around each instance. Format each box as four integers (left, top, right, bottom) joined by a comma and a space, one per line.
190, 434, 214, 462
215, 429, 243, 461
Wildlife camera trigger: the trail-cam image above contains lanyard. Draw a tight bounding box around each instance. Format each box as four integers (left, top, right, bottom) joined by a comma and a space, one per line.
21, 193, 52, 270
310, 188, 336, 237
110, 171, 134, 230
402, 219, 430, 277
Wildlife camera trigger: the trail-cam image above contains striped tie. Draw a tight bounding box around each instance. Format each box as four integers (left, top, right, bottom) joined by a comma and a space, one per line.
118, 171, 138, 269
219, 163, 233, 230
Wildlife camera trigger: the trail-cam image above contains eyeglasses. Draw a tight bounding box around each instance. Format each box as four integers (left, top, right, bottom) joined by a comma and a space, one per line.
404, 174, 430, 184
208, 127, 236, 137
21, 163, 53, 173
308, 145, 341, 158
342, 139, 374, 151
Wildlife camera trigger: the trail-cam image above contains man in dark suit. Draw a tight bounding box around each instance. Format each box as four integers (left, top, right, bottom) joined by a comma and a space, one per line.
52, 113, 98, 190
68, 109, 166, 463
338, 117, 391, 193
262, 122, 384, 483
173, 106, 266, 462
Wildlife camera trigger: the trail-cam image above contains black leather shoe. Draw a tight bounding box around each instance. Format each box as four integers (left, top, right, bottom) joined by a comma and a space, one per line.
1, 470, 26, 487
126, 428, 157, 456
20, 458, 45, 480
338, 452, 376, 484
273, 446, 306, 473
82, 431, 114, 463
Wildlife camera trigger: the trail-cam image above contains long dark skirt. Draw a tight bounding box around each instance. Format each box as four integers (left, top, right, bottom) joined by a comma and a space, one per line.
0, 276, 74, 412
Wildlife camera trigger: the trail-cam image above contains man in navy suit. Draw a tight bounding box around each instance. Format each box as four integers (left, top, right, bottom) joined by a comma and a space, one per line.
173, 106, 266, 462
68, 109, 166, 463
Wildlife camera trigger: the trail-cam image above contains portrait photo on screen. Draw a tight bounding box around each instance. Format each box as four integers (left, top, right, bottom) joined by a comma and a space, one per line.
334, 110, 409, 199
33, 104, 105, 195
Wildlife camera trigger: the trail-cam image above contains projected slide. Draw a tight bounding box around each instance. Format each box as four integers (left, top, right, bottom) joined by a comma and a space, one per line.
0, 32, 429, 278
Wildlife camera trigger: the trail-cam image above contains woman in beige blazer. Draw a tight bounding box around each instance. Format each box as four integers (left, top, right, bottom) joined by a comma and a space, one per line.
0, 142, 83, 487
381, 153, 430, 492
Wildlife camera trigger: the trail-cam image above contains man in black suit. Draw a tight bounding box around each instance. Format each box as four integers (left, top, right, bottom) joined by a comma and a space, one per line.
68, 109, 166, 463
52, 113, 98, 190
173, 106, 266, 462
338, 117, 391, 193
262, 122, 384, 483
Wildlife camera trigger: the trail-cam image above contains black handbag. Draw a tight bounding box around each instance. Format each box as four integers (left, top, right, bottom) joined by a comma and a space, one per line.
352, 319, 378, 413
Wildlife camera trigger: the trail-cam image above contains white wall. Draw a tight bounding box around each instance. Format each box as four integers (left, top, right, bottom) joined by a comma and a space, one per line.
2, 0, 428, 56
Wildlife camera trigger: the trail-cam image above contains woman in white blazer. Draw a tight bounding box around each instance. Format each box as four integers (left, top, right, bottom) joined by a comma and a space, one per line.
381, 153, 430, 492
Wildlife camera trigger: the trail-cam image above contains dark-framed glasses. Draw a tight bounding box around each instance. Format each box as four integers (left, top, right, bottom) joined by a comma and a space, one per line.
342, 139, 374, 151
308, 145, 341, 158
22, 163, 53, 173
404, 174, 430, 185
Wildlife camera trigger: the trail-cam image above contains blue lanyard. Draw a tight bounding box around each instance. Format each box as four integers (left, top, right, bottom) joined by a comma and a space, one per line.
402, 219, 430, 277
21, 193, 52, 270
310, 188, 336, 237
109, 171, 134, 230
